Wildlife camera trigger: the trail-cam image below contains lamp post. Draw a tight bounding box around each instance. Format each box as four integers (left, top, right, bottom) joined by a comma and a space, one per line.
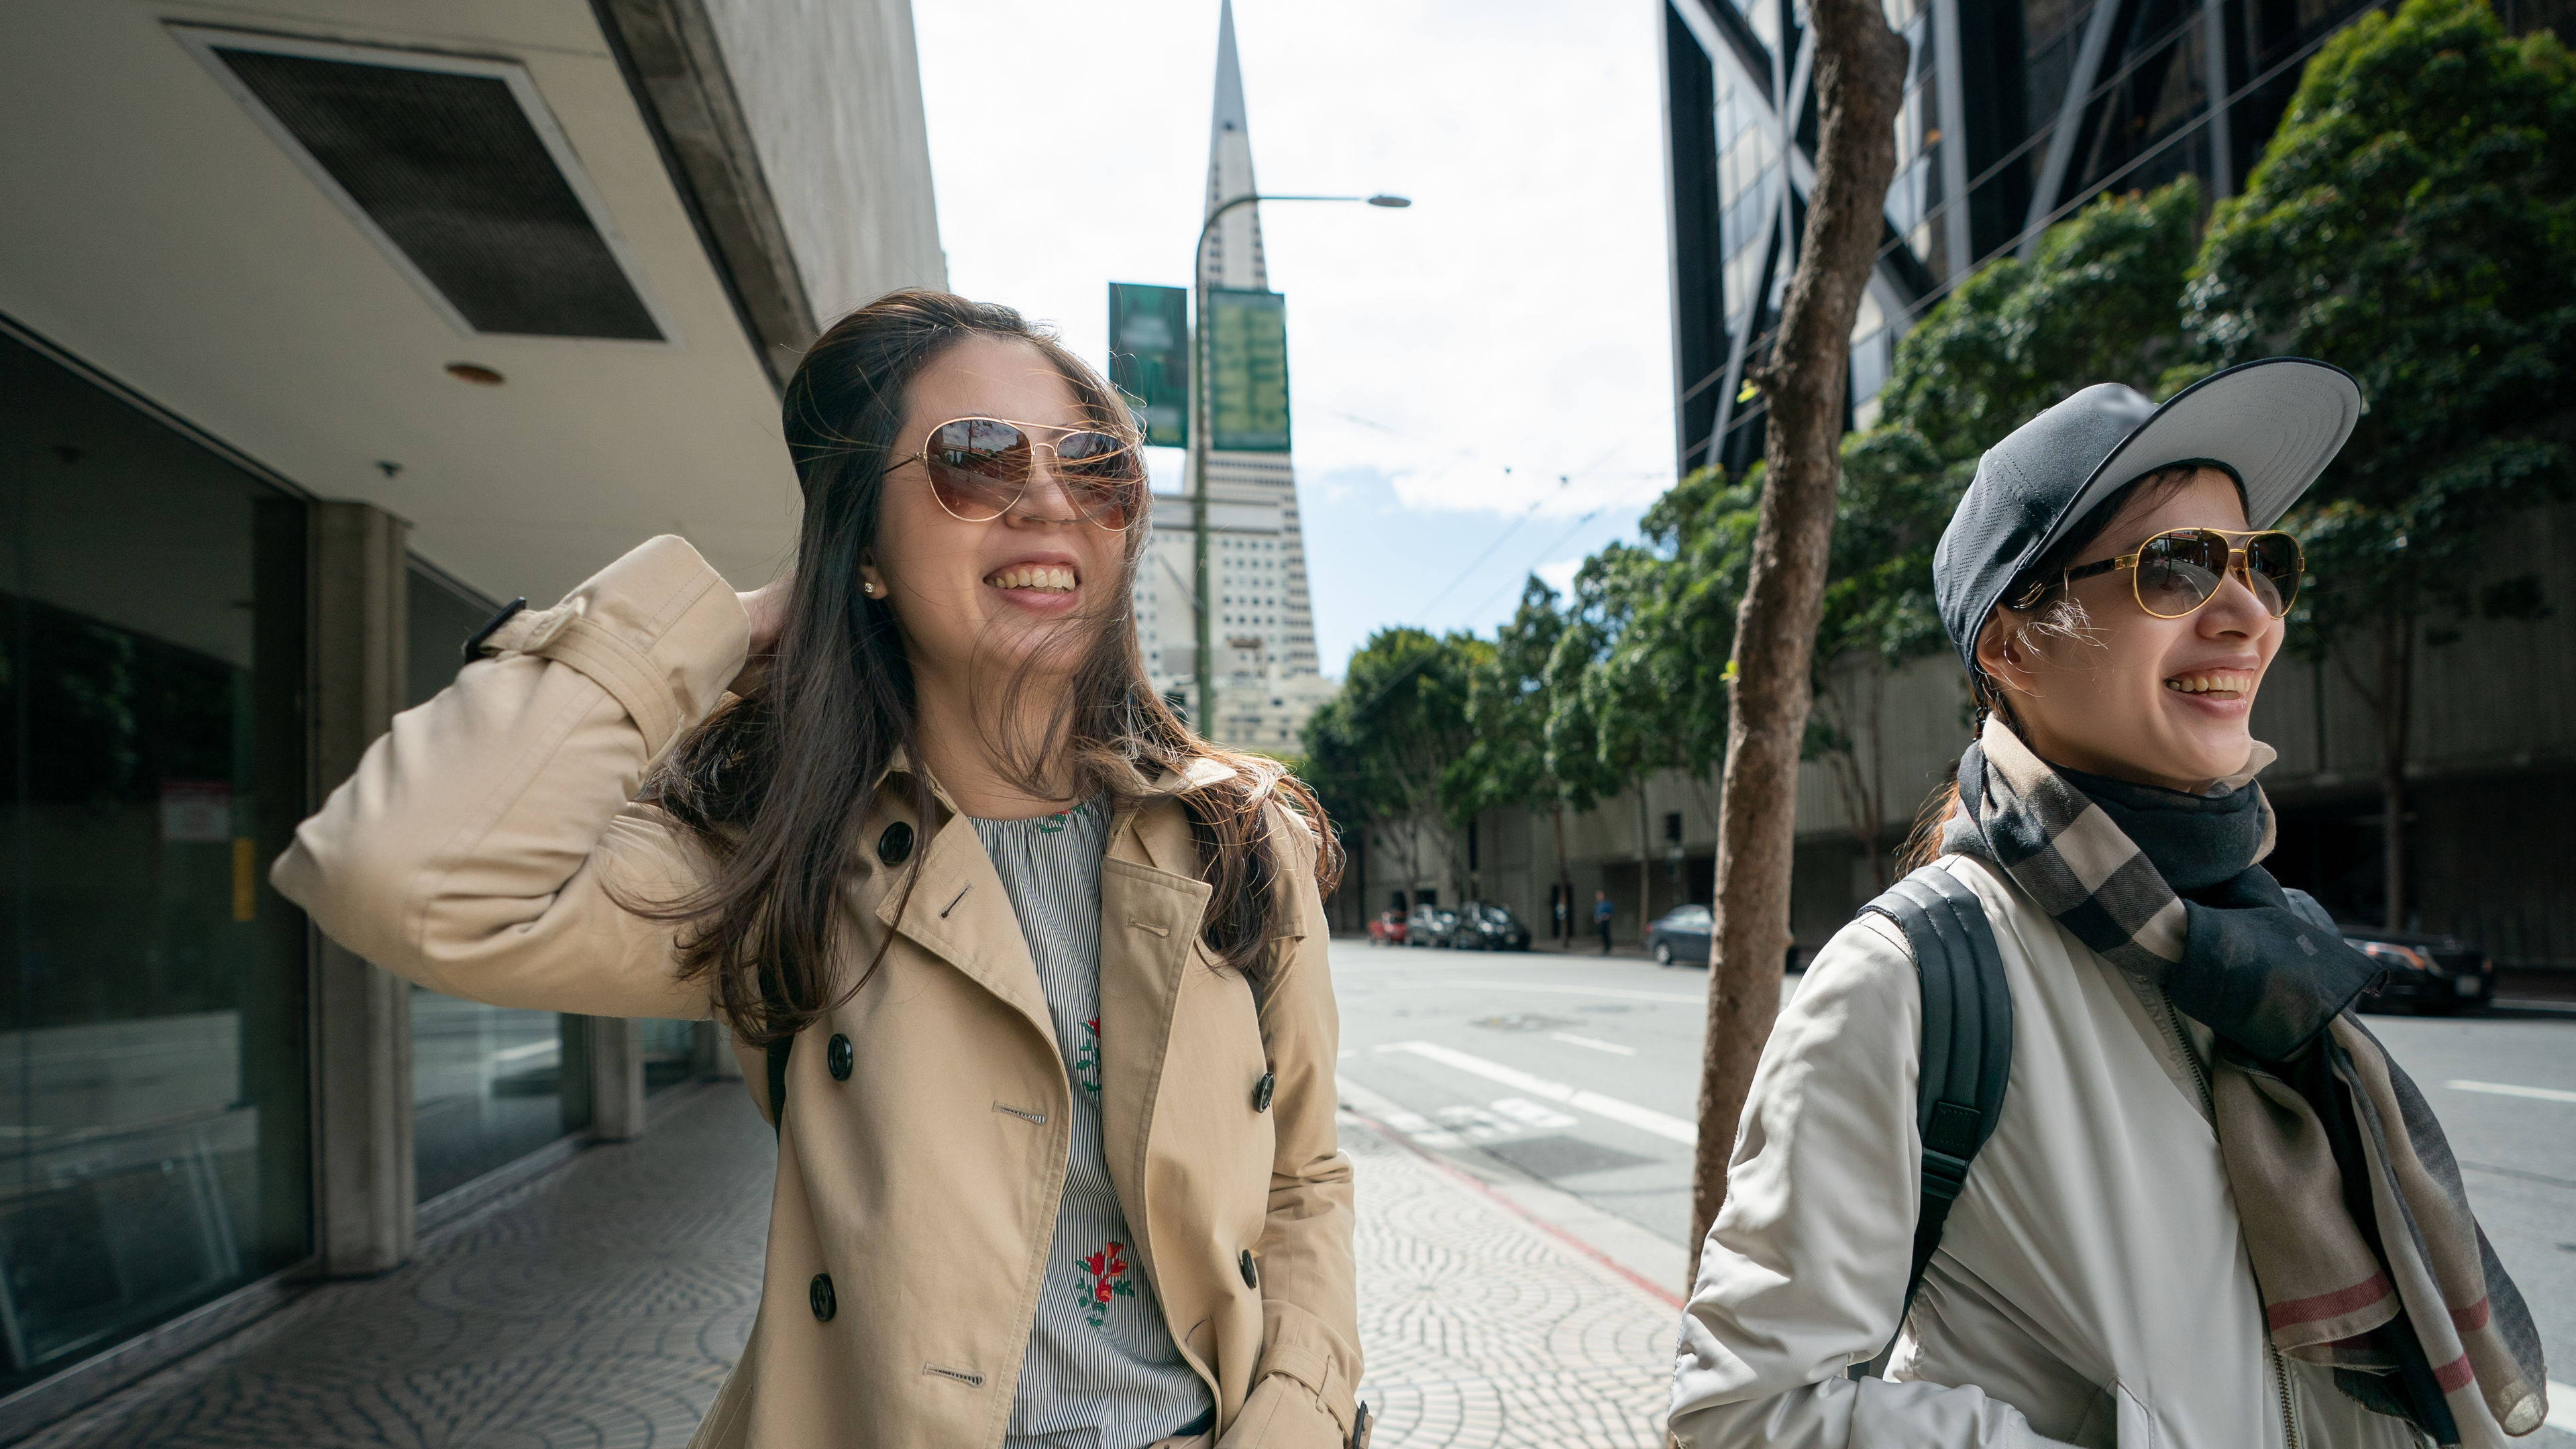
1189, 191, 1409, 738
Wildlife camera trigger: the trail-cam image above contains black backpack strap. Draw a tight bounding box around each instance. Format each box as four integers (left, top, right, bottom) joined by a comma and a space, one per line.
1846, 864, 2013, 1376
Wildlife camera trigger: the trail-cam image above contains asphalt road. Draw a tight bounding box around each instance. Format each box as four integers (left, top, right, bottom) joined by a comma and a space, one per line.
1330, 936, 2576, 1436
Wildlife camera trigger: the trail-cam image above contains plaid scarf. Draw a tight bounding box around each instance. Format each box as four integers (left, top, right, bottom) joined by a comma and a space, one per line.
1943, 719, 2548, 1444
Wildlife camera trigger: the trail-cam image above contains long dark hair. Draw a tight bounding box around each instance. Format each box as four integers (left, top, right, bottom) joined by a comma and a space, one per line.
1894, 461, 2229, 871
642, 290, 1340, 1046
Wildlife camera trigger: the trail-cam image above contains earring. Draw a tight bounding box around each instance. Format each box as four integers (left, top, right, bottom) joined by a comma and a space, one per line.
861, 580, 876, 596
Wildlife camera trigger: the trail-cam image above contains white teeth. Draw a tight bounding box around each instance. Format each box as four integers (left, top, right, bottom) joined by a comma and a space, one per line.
986, 565, 1077, 593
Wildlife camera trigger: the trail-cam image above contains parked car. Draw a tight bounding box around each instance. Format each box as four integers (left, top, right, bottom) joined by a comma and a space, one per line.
2345, 924, 2493, 1014
1452, 901, 1532, 951
1366, 909, 1408, 947
1405, 902, 1460, 948
1647, 903, 1713, 967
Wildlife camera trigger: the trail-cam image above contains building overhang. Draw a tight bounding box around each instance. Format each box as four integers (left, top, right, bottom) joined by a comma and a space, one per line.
1, 0, 826, 603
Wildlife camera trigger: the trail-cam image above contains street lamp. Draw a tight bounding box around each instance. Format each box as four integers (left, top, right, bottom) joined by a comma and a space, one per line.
1189, 192, 1410, 739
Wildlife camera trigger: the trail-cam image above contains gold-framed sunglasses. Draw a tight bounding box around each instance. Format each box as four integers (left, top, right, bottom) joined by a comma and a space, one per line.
897, 416, 1145, 531
2018, 527, 2305, 619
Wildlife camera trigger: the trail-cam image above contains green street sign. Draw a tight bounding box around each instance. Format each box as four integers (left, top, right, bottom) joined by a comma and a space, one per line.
1209, 287, 1291, 453
1108, 282, 1189, 447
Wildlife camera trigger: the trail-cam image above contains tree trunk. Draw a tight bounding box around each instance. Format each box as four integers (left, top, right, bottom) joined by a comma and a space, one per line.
2377, 615, 2414, 931
1553, 806, 1573, 947
1688, 0, 1910, 1263
1637, 785, 1653, 948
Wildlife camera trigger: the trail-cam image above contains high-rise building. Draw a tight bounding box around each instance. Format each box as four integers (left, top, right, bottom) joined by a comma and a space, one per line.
1660, 0, 2436, 479
1134, 0, 1336, 754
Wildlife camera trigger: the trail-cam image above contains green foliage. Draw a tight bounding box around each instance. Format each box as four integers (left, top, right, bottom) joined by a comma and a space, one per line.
1544, 467, 1760, 791
1448, 577, 1570, 824
1878, 178, 2204, 461
2186, 0, 2576, 651
1301, 625, 1485, 835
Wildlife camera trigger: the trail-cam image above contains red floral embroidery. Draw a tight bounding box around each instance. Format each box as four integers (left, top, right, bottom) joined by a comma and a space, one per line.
1075, 1239, 1135, 1327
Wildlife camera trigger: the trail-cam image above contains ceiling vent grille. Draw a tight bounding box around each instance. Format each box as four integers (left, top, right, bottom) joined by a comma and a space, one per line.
177, 28, 667, 341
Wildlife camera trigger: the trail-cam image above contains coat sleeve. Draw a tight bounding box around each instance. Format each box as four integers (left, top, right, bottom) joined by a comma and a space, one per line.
1226, 810, 1358, 1448
1668, 913, 2077, 1449
270, 535, 749, 1021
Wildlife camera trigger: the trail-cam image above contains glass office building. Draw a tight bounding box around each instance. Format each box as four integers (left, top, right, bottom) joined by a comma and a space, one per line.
0, 334, 314, 1390
404, 569, 589, 1204
1662, 0, 2422, 478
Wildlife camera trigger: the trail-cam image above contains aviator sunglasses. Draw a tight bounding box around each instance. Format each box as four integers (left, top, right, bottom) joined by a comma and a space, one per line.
2015, 527, 2305, 619
899, 417, 1144, 531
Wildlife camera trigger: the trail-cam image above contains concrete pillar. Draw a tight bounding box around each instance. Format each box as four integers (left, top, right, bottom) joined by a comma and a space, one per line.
307, 500, 415, 1276
698, 1019, 744, 1081
590, 1017, 648, 1142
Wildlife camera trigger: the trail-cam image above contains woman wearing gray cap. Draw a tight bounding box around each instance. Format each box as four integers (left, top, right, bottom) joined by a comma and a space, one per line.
1668, 360, 2546, 1448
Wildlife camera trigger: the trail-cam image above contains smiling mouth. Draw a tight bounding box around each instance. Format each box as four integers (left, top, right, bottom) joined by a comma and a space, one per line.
985, 564, 1077, 594
2165, 669, 2256, 700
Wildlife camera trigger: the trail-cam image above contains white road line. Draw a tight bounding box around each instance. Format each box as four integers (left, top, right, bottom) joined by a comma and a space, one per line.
1382, 1040, 1698, 1144
2445, 1079, 2576, 1105
2551, 1380, 2576, 1432
1405, 979, 1707, 1006
1552, 1031, 1638, 1056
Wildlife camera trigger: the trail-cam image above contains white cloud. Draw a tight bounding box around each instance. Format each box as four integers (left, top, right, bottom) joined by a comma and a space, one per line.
1534, 556, 1586, 598
913, 0, 1676, 521
911, 0, 1678, 664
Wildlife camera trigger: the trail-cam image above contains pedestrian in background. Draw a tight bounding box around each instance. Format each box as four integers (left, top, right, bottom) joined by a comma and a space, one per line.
1670, 361, 2544, 1446
274, 292, 1365, 1449
1595, 890, 1616, 955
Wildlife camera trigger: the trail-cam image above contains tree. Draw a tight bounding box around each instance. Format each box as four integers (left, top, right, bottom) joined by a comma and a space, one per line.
1553, 468, 1761, 939
1302, 627, 1485, 909
2184, 0, 2576, 929
1452, 579, 1578, 938
1690, 0, 1911, 1256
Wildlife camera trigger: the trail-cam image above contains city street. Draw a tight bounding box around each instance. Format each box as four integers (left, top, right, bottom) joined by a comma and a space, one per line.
1332, 934, 2576, 1438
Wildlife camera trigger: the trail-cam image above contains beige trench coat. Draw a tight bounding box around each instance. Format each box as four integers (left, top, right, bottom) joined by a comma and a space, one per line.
273, 537, 1360, 1448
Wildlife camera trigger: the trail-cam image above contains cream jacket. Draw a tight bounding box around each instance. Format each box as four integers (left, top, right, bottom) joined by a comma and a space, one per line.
1669, 854, 2418, 1449
273, 537, 1359, 1449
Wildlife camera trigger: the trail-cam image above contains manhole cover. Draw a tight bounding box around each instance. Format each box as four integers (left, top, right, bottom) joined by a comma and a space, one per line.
1486, 1134, 1661, 1179
1470, 1013, 1576, 1032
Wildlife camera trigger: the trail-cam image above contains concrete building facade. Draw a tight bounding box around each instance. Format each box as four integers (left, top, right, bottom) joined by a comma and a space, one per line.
0, 1, 940, 1434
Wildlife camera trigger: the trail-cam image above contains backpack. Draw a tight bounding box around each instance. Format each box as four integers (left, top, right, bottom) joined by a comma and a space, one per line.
1847, 863, 2335, 1377
1849, 864, 2014, 1379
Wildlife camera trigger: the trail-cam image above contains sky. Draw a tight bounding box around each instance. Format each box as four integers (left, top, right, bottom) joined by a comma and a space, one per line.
910, 0, 1678, 674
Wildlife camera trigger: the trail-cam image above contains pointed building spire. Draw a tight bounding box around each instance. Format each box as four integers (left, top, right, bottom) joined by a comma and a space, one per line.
1201, 0, 1267, 291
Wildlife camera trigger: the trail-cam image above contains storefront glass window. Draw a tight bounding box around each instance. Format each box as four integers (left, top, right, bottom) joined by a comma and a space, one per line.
0, 333, 311, 1389
405, 569, 588, 1203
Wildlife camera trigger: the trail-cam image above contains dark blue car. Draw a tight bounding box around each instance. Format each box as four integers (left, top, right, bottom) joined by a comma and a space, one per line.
1647, 904, 1713, 967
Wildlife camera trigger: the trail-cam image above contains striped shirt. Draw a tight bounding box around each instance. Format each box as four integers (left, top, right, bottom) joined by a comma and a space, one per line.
973, 800, 1214, 1449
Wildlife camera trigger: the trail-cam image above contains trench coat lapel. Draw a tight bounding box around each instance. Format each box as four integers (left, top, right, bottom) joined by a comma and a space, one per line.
873, 808, 1053, 1041
1095, 768, 1228, 1287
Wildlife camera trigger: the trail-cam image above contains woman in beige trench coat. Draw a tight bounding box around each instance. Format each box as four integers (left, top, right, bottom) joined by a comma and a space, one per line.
272, 292, 1363, 1449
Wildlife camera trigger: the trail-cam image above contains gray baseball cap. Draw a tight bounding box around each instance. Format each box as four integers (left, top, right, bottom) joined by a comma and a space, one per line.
1932, 356, 2362, 676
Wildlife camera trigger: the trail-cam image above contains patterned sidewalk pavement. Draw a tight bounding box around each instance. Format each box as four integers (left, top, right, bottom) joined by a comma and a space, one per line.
25, 1083, 1681, 1448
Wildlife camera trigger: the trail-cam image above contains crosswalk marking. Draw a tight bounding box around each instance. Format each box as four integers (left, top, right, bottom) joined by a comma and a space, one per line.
1551, 1030, 1638, 1056
1397, 979, 1706, 1006
1382, 1040, 1699, 1144
2444, 1079, 2576, 1105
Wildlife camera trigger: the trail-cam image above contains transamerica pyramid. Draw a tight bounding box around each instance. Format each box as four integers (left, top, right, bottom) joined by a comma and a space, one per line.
1136, 0, 1334, 751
